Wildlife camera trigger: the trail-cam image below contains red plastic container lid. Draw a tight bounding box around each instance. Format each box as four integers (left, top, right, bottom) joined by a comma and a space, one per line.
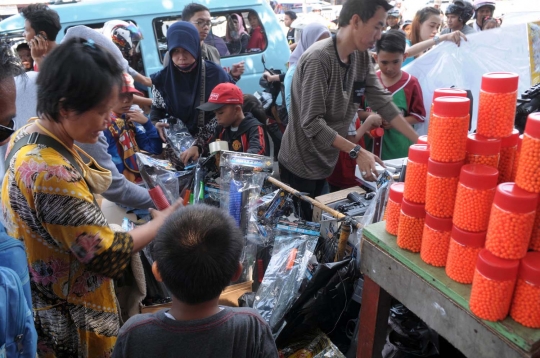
459, 164, 499, 190
417, 135, 428, 145
451, 225, 486, 248
401, 199, 426, 218
493, 183, 538, 214
427, 158, 463, 178
476, 248, 519, 281
425, 212, 453, 232
433, 96, 470, 117
517, 134, 523, 151
481, 72, 519, 94
408, 144, 430, 164
466, 133, 501, 156
524, 113, 540, 139
500, 129, 520, 148
519, 252, 540, 286
371, 127, 385, 137
389, 182, 405, 203
432, 88, 467, 101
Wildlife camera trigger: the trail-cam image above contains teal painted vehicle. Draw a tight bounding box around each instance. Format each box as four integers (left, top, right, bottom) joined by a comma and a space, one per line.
0, 0, 290, 95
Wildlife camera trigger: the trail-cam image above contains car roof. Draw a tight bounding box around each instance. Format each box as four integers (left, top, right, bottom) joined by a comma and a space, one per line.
0, 0, 266, 32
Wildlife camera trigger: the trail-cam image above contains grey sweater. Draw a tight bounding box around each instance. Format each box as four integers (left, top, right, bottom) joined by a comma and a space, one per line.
111, 308, 279, 358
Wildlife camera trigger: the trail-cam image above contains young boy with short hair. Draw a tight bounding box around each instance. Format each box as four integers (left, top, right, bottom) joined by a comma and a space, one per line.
111, 205, 278, 358
364, 30, 426, 160
198, 82, 269, 156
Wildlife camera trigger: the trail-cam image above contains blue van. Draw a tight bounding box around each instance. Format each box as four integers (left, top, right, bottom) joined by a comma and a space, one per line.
0, 0, 290, 96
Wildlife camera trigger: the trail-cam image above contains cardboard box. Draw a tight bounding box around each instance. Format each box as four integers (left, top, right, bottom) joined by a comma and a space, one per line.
312, 186, 366, 223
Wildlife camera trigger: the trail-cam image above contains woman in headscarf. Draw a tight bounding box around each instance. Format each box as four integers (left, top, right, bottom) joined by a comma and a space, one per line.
226, 13, 250, 55
283, 22, 331, 112
150, 21, 230, 165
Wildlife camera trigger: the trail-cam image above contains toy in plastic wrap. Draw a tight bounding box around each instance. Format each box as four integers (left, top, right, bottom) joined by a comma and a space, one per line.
161, 117, 197, 170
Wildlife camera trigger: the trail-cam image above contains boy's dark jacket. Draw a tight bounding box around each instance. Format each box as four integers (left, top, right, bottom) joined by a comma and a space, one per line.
208, 112, 269, 156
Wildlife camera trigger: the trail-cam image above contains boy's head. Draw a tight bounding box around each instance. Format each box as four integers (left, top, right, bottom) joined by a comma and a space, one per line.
21, 4, 61, 43
374, 29, 406, 79
112, 73, 142, 115
16, 43, 33, 70
198, 83, 244, 127
152, 205, 244, 305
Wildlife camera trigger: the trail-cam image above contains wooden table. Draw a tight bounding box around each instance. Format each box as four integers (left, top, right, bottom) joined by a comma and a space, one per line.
356, 221, 540, 358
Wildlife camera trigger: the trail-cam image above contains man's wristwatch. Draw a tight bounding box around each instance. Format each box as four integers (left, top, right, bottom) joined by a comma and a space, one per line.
349, 145, 361, 159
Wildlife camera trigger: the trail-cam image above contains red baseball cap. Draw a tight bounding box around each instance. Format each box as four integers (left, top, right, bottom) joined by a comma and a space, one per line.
121, 73, 143, 96
197, 83, 244, 111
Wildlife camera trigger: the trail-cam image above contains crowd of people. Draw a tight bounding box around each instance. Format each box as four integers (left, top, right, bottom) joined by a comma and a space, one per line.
0, 0, 508, 356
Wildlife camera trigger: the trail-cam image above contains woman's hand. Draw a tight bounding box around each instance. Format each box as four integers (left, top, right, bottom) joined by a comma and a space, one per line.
180, 146, 199, 165
126, 110, 149, 125
442, 31, 467, 47
149, 197, 183, 222
155, 122, 169, 142
356, 148, 384, 182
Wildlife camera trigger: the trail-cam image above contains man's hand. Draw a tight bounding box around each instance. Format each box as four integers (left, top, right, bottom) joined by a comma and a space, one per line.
231, 61, 245, 78
263, 71, 280, 82
356, 149, 384, 182
180, 146, 199, 165
155, 122, 169, 142
29, 34, 48, 63
126, 110, 149, 125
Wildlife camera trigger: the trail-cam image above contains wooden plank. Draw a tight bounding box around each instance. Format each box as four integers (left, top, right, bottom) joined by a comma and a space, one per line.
362, 222, 540, 354
357, 276, 392, 358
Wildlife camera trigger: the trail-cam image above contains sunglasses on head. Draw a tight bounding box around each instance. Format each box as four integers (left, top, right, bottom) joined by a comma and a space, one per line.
0, 119, 16, 142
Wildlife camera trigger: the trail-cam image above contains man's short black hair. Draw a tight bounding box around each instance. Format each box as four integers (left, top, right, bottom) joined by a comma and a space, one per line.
153, 205, 244, 305
182, 3, 210, 21
21, 4, 61, 41
243, 94, 266, 125
284, 10, 297, 21
16, 43, 30, 52
0, 40, 25, 83
375, 29, 406, 54
339, 0, 393, 27
36, 37, 123, 122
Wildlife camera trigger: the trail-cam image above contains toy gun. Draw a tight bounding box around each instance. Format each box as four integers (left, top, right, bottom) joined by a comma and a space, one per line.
515, 83, 540, 134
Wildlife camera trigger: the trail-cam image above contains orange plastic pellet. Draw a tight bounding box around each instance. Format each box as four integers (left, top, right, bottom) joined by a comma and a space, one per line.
420, 225, 451, 267
385, 199, 401, 235
425, 176, 459, 218
429, 114, 469, 162
466, 153, 499, 169
498, 146, 516, 184
397, 213, 425, 253
530, 205, 540, 251
446, 240, 482, 284
485, 206, 535, 259
476, 91, 517, 138
469, 270, 516, 321
403, 161, 428, 204
510, 148, 520, 182
515, 134, 540, 193
427, 88, 468, 146
510, 279, 540, 328
453, 185, 495, 232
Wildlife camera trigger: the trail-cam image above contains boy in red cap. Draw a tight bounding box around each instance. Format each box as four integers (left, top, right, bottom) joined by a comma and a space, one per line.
197, 83, 269, 157
104, 73, 162, 183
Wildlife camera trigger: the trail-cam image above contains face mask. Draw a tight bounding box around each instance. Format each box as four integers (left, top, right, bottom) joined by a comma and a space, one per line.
174, 60, 198, 73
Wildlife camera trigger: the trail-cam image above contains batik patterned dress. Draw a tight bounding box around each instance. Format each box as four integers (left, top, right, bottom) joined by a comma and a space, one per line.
1, 126, 133, 358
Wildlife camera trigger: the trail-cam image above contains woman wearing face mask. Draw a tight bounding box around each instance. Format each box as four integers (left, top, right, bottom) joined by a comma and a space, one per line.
150, 22, 230, 165
402, 6, 467, 66
226, 13, 250, 55
1, 38, 181, 358
283, 22, 331, 112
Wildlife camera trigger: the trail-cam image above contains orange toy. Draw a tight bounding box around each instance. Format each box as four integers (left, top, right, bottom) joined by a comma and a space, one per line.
465, 133, 501, 170
485, 183, 537, 260
453, 164, 498, 232
403, 144, 430, 204
385, 182, 405, 235
469, 249, 519, 322
476, 72, 519, 138
529, 196, 540, 251
397, 199, 426, 253
429, 97, 470, 163
516, 113, 540, 193
498, 129, 519, 184
510, 252, 540, 328
420, 213, 453, 267
425, 159, 463, 218
510, 135, 523, 182
427, 88, 467, 145
446, 226, 486, 284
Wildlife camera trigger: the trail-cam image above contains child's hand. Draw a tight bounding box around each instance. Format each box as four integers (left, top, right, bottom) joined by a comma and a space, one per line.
365, 114, 383, 129
381, 119, 392, 130
126, 110, 149, 125
180, 146, 199, 165
155, 122, 169, 142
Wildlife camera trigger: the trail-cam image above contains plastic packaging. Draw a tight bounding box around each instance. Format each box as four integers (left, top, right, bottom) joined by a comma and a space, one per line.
465, 133, 500, 170
529, 196, 540, 251
516, 113, 540, 193
485, 183, 537, 259
510, 135, 523, 182
427, 88, 467, 144
136, 152, 182, 207
453, 164, 498, 232
403, 144, 429, 204
385, 182, 405, 235
425, 159, 462, 218
420, 213, 452, 267
445, 226, 486, 284
397, 199, 426, 252
476, 72, 519, 138
510, 252, 540, 328
498, 129, 519, 184
469, 249, 519, 321
429, 97, 470, 162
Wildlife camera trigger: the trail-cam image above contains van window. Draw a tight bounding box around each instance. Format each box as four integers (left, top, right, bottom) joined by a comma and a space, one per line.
152, 9, 268, 63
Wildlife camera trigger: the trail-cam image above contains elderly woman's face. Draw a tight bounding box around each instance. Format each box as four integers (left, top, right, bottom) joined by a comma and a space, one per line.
171, 47, 196, 68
